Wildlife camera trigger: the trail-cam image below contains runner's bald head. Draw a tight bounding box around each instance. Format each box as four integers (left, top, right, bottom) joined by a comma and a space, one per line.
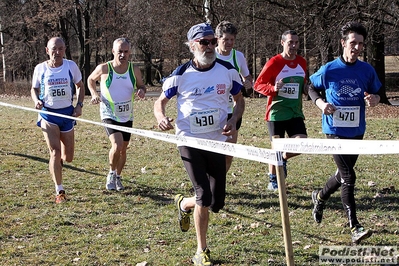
47, 37, 65, 48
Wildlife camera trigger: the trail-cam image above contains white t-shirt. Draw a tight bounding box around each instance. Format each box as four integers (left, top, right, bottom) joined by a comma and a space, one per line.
162, 59, 243, 142
32, 59, 82, 109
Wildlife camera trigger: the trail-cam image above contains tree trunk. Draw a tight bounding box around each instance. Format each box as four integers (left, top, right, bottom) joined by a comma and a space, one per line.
368, 27, 389, 104
84, 5, 90, 95
75, 0, 85, 71
0, 19, 5, 82
59, 18, 72, 60
145, 61, 153, 86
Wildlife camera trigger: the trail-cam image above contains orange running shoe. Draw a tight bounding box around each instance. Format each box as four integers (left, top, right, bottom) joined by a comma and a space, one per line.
55, 190, 67, 204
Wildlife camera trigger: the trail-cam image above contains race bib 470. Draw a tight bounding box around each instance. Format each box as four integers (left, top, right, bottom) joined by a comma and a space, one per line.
333, 106, 360, 127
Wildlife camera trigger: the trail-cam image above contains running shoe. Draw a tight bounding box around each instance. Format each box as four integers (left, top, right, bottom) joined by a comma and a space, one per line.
55, 190, 67, 204
351, 225, 372, 244
205, 247, 211, 258
267, 174, 278, 191
312, 190, 325, 223
106, 172, 116, 190
115, 175, 124, 191
192, 248, 212, 266
174, 194, 191, 232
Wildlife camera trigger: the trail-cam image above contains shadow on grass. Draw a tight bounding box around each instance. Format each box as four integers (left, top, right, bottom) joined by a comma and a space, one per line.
223, 187, 399, 246
7, 152, 103, 177
287, 192, 399, 213
120, 182, 176, 204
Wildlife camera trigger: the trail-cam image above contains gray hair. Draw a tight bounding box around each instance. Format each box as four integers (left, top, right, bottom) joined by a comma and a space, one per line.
185, 41, 195, 54
113, 37, 131, 49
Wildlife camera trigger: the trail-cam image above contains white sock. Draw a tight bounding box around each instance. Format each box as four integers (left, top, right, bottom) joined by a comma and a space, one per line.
56, 184, 64, 194
180, 198, 189, 212
109, 170, 116, 175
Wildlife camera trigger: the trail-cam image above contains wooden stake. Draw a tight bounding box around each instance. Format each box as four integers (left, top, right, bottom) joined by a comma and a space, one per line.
272, 135, 294, 266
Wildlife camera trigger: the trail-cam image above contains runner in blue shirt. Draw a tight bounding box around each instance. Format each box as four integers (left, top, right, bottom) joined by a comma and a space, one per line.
308, 21, 381, 244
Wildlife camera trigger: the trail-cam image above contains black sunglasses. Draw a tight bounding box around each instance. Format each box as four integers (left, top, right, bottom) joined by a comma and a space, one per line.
194, 38, 218, 46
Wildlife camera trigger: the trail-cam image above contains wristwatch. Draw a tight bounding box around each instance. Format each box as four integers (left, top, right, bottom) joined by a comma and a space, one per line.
77, 102, 84, 108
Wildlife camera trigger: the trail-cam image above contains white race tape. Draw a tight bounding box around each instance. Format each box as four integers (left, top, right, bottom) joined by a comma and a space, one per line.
0, 101, 282, 165
273, 138, 399, 154
2, 101, 397, 162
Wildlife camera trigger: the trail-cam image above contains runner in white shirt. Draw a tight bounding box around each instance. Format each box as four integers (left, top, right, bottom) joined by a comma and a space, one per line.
154, 23, 245, 266
88, 38, 146, 192
30, 37, 85, 204
215, 21, 253, 172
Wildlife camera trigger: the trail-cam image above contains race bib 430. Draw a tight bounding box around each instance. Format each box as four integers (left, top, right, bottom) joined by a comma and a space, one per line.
189, 108, 220, 133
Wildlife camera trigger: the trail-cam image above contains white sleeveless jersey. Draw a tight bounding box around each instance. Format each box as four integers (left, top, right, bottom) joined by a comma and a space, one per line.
162, 59, 243, 142
216, 49, 250, 114
32, 59, 82, 109
100, 62, 136, 122
216, 49, 250, 77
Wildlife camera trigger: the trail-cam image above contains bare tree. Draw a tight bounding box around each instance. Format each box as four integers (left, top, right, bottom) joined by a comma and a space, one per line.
0, 0, 398, 101
0, 14, 5, 82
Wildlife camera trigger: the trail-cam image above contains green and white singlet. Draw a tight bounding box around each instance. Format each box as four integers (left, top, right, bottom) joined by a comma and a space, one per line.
100, 62, 137, 122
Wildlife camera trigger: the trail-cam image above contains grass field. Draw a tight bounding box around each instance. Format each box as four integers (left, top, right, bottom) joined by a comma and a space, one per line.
0, 94, 398, 266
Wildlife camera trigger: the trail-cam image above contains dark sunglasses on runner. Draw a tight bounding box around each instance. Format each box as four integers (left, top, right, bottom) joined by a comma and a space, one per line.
195, 38, 218, 46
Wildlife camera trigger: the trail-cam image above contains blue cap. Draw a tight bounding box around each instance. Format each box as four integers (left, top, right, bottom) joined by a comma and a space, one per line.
187, 23, 214, 41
